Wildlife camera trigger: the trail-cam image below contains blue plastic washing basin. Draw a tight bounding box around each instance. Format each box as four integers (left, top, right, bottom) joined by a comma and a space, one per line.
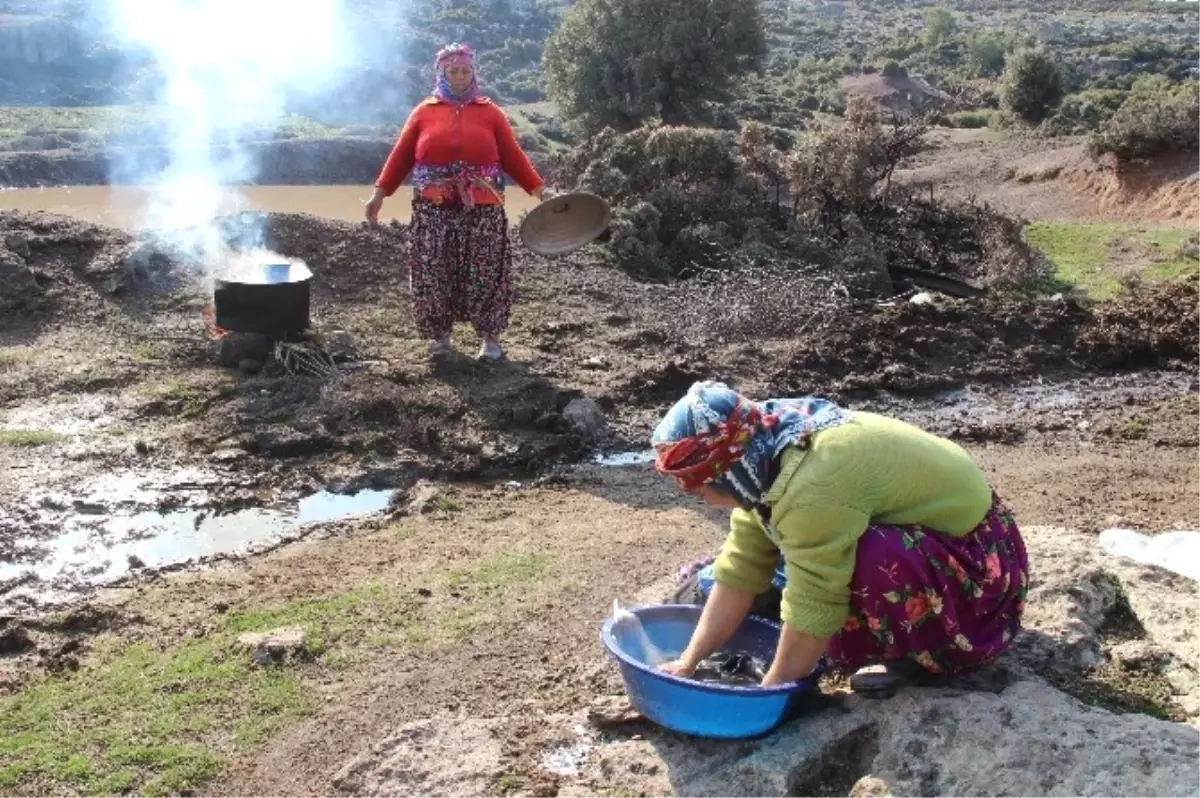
600, 603, 825, 739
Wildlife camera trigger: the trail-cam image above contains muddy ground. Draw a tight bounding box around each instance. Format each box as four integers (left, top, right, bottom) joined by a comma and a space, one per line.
1, 206, 1197, 599
0, 206, 1197, 796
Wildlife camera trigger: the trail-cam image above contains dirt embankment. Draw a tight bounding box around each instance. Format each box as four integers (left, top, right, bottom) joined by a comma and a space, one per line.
0, 138, 395, 188
0, 138, 557, 188
896, 130, 1199, 224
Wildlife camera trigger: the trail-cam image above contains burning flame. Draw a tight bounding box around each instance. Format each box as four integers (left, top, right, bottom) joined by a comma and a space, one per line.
201, 304, 228, 340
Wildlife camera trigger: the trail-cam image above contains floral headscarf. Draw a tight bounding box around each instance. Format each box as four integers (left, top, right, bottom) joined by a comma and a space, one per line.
433, 42, 479, 105
651, 380, 852, 508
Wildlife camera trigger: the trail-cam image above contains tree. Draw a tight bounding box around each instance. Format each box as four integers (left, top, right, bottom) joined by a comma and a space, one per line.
999, 48, 1064, 125
542, 0, 766, 133
966, 34, 1006, 78
881, 60, 908, 79
921, 8, 957, 49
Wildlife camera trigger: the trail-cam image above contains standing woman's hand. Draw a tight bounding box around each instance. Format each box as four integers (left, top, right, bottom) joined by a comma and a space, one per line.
364, 188, 386, 227
531, 186, 545, 202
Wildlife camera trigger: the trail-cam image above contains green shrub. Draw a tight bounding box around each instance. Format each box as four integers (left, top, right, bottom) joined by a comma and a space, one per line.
966, 34, 1006, 78
999, 48, 1065, 125
1090, 77, 1199, 161
1039, 89, 1127, 135
948, 109, 993, 129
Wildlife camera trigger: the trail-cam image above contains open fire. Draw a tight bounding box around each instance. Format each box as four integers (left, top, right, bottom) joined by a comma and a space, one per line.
201, 304, 228, 340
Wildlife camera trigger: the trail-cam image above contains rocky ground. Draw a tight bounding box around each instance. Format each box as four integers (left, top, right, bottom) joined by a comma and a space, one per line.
0, 206, 1197, 796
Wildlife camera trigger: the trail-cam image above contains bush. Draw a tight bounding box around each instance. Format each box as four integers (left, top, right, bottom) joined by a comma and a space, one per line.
1038, 89, 1126, 136
921, 8, 957, 48
1089, 77, 1199, 162
947, 109, 993, 129
966, 35, 1006, 78
556, 100, 1046, 295
999, 48, 1065, 125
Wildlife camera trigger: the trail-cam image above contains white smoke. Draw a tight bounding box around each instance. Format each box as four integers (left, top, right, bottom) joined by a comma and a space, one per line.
106, 0, 352, 273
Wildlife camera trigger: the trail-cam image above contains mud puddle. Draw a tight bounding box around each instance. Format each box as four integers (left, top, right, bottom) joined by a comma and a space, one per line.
853, 372, 1197, 439
1, 473, 394, 610
593, 450, 655, 467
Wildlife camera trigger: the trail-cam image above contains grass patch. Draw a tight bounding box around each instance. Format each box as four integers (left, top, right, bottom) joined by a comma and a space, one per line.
0, 549, 551, 795
441, 550, 549, 640
0, 428, 66, 447
0, 583, 422, 796
1025, 222, 1200, 300
1024, 221, 1126, 299
435, 495, 464, 513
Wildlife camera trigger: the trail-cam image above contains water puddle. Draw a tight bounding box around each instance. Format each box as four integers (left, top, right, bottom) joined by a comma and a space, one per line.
1, 395, 122, 436
1, 488, 394, 604
540, 741, 591, 777
593, 450, 655, 467
861, 372, 1197, 435
539, 723, 597, 777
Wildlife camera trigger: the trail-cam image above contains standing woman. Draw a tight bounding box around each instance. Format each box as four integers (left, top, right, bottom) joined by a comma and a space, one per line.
365, 43, 545, 361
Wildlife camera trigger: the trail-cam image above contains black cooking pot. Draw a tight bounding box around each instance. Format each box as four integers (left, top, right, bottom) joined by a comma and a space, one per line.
213, 260, 311, 338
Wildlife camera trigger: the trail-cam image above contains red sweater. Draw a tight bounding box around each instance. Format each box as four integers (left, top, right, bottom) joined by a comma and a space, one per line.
375, 97, 544, 199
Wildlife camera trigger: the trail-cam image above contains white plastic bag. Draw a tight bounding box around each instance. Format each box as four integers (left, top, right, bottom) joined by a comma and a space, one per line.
1098, 528, 1200, 582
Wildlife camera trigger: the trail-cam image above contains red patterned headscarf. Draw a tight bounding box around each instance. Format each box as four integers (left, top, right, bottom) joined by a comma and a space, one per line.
651, 381, 851, 507
654, 398, 764, 492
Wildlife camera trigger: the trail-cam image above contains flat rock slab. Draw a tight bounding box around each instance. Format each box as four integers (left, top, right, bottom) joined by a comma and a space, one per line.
332, 525, 1200, 797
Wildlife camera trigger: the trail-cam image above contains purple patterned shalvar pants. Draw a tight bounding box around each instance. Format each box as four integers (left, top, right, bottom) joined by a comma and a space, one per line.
408, 198, 512, 340
671, 494, 1030, 675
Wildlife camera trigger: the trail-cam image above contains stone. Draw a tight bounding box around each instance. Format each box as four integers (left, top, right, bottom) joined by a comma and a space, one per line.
334, 526, 1200, 796
237, 626, 309, 666
4, 233, 31, 258
401, 481, 443, 516
562, 397, 606, 439
218, 333, 271, 369
324, 329, 360, 361
849, 776, 891, 797
1110, 640, 1168, 667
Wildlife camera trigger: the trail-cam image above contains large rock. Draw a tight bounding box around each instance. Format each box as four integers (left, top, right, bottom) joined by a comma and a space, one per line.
587, 682, 1200, 796
562, 397, 607, 440
332, 526, 1200, 797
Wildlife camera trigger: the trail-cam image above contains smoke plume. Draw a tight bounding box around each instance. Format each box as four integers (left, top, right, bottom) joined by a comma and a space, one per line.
105, 0, 352, 273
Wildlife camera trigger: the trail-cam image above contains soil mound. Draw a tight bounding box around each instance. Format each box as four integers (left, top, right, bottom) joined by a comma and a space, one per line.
766, 281, 1198, 397
1, 209, 1195, 484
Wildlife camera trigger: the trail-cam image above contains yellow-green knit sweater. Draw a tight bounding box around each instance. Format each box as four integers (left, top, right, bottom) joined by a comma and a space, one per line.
712, 411, 993, 637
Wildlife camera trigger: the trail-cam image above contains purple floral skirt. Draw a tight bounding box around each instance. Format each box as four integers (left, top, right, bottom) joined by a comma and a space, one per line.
408, 199, 512, 340
828, 494, 1028, 674
669, 494, 1029, 675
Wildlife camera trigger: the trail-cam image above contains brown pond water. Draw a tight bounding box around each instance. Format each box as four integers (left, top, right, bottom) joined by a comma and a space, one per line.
0, 185, 540, 229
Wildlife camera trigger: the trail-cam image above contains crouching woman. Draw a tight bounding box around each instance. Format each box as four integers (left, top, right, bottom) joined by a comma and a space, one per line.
652, 381, 1029, 694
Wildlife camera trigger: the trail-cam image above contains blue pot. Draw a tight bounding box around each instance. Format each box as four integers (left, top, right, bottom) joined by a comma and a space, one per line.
600, 604, 825, 739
